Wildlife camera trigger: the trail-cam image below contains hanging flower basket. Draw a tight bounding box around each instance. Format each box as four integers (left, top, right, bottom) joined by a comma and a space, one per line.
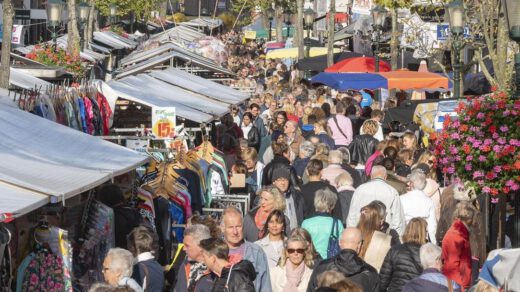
433, 92, 520, 197
26, 44, 86, 78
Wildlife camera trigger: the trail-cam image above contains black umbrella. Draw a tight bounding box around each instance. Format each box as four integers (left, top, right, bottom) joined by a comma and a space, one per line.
295, 51, 363, 72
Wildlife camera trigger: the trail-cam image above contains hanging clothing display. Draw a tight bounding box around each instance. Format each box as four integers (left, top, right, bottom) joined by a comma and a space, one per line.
14, 85, 113, 136
16, 225, 73, 292
0, 225, 12, 292
73, 200, 115, 290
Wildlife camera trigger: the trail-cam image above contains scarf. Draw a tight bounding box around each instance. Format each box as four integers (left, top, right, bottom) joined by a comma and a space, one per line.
283, 261, 306, 292
254, 208, 270, 238
187, 261, 207, 292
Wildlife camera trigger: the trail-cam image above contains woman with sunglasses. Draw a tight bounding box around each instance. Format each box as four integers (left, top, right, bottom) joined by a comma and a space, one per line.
270, 234, 314, 292
254, 209, 287, 269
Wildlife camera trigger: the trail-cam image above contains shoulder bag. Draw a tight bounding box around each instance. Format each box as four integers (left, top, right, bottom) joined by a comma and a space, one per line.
327, 218, 341, 258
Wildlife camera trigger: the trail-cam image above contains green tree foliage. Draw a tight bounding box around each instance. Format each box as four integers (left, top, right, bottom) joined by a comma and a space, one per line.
374, 0, 413, 8
94, 0, 160, 22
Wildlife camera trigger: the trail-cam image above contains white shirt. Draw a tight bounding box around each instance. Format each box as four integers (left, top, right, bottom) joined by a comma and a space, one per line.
347, 178, 406, 235
400, 189, 438, 244
360, 119, 384, 141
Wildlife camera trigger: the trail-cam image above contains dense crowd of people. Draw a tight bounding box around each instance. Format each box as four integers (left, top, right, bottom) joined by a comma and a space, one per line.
86, 30, 508, 292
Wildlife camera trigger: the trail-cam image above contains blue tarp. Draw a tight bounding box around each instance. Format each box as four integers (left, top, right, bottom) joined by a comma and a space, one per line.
311, 72, 388, 90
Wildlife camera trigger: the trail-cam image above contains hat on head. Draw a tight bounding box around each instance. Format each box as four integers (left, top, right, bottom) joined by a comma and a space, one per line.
272, 167, 291, 181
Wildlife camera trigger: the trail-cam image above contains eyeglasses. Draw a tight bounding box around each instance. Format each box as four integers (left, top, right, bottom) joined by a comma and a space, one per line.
102, 267, 110, 273
287, 248, 305, 254
428, 160, 435, 164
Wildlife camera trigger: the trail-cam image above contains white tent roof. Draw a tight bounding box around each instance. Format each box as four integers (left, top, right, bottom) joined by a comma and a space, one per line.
9, 68, 52, 90
149, 68, 248, 104
104, 74, 232, 122
0, 101, 148, 201
93, 31, 138, 49
0, 182, 49, 217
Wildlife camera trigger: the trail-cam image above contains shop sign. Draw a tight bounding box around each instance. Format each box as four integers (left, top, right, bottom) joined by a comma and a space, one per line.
152, 107, 176, 138
244, 31, 256, 40
437, 24, 470, 40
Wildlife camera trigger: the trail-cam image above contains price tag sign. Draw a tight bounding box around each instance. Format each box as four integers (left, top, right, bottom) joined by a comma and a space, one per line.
152, 107, 176, 138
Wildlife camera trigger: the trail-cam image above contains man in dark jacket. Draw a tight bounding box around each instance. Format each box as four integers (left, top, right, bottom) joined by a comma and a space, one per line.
262, 141, 300, 188
307, 227, 379, 292
402, 243, 461, 292
300, 159, 341, 220
199, 237, 256, 292
174, 224, 212, 292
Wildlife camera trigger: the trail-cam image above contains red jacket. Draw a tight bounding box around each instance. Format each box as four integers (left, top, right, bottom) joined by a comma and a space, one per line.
442, 219, 472, 289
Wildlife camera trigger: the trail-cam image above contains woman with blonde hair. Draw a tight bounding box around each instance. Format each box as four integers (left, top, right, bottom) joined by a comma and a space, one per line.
243, 185, 288, 242
313, 119, 335, 149
357, 204, 392, 272
289, 227, 322, 266
270, 234, 314, 292
348, 119, 379, 169
379, 218, 428, 292
402, 132, 423, 163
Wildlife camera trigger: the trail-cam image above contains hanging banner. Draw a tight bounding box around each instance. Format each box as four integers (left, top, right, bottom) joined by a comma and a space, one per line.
0, 24, 25, 45
352, 0, 374, 15
152, 107, 176, 138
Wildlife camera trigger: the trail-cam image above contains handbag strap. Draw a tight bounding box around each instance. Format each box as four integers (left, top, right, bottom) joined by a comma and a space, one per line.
447, 277, 453, 292
330, 218, 339, 238
225, 264, 235, 288
332, 115, 350, 141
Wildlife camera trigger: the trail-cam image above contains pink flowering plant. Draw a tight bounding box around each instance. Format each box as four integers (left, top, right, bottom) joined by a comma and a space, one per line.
433, 91, 520, 198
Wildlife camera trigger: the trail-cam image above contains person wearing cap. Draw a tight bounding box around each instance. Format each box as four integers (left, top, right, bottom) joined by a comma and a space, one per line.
271, 166, 305, 231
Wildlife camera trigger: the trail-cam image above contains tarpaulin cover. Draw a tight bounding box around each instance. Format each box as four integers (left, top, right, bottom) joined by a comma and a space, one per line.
379, 71, 449, 90
0, 101, 148, 199
312, 71, 450, 90
325, 56, 391, 73
312, 72, 388, 90
101, 78, 214, 123
0, 182, 49, 217
295, 51, 363, 72
114, 74, 230, 116
149, 68, 248, 104
9, 68, 52, 90
266, 47, 341, 59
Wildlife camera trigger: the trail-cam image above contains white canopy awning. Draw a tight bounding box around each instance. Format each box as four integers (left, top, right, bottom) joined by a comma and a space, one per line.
93, 31, 137, 50
103, 73, 233, 123
0, 182, 49, 217
149, 68, 248, 104
99, 80, 215, 123
0, 101, 149, 201
9, 68, 52, 90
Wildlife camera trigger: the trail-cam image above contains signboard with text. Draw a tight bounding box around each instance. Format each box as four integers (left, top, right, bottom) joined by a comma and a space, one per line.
0, 24, 25, 45
152, 107, 176, 138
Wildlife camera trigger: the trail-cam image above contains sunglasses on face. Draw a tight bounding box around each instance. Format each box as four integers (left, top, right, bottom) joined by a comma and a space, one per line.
287, 248, 305, 254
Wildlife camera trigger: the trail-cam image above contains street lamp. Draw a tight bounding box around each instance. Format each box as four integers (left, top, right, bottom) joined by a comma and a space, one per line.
447, 0, 465, 99
46, 0, 64, 52
109, 3, 117, 25
283, 10, 292, 40
371, 5, 387, 102
371, 5, 387, 73
266, 7, 275, 41
78, 2, 90, 50
503, 0, 520, 97
304, 7, 316, 58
